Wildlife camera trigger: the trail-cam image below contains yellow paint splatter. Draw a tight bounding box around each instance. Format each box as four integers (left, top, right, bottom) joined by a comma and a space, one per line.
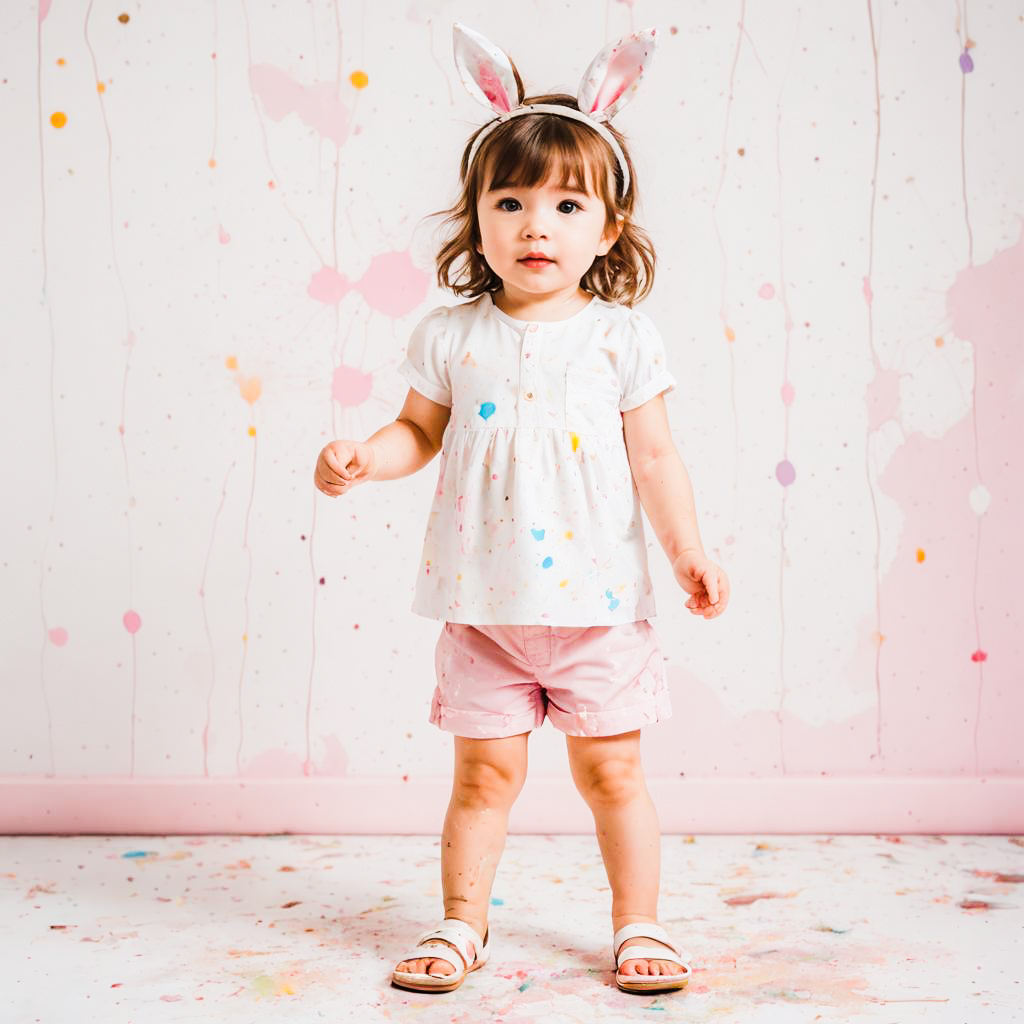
559, 580, 569, 588
916, 549, 926, 563
50, 112, 67, 128
248, 425, 256, 437
350, 70, 369, 88
724, 325, 736, 342
565, 531, 572, 539
569, 431, 580, 452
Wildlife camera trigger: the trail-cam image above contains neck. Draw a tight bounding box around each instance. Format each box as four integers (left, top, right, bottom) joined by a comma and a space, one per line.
491, 284, 593, 322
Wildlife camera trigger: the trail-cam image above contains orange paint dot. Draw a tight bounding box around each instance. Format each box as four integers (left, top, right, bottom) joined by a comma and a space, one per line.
569, 431, 580, 452
239, 376, 262, 404
208, 158, 217, 168
916, 548, 926, 563
934, 337, 945, 347
350, 70, 369, 88
565, 531, 573, 539
50, 111, 67, 128
56, 58, 66, 66
118, 13, 130, 23
725, 325, 736, 342
248, 426, 256, 437
225, 355, 238, 370
97, 82, 106, 94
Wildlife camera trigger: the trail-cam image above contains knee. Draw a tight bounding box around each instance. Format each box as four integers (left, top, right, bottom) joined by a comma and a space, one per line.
574, 759, 644, 807
453, 760, 526, 808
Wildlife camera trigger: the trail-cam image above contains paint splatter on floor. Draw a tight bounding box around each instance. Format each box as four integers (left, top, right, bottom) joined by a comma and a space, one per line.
2, 834, 1020, 1021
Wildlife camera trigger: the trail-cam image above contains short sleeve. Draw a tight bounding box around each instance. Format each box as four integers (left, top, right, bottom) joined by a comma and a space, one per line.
397, 306, 452, 407
618, 310, 678, 412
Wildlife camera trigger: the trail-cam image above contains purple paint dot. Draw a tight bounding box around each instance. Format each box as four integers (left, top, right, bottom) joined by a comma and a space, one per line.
776, 460, 796, 486
959, 50, 974, 73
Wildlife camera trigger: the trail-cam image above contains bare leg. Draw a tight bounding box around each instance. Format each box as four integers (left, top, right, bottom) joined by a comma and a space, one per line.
396, 732, 528, 977
566, 730, 684, 977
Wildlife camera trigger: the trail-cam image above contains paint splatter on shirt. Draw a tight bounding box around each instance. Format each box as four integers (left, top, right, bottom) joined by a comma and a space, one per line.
397, 291, 677, 626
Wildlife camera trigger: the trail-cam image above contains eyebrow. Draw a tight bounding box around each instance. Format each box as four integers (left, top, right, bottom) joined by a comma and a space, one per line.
485, 184, 592, 196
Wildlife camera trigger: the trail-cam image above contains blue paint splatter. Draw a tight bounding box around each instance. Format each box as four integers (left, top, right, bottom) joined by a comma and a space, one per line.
542, 557, 553, 568
121, 851, 152, 859
490, 897, 504, 906
518, 981, 533, 992
479, 401, 496, 420
605, 589, 620, 611
531, 528, 545, 541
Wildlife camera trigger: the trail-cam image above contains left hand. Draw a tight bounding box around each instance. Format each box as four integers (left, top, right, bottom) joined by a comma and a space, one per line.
672, 550, 730, 619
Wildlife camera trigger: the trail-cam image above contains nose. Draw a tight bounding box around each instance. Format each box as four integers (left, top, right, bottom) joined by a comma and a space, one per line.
522, 208, 549, 239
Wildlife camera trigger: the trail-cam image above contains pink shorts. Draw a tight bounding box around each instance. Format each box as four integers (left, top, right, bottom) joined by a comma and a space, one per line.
430, 620, 672, 739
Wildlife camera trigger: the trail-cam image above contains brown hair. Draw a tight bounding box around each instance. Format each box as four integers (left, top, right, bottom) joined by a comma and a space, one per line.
428, 92, 656, 307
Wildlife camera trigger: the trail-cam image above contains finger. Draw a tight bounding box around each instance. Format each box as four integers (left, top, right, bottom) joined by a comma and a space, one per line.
705, 571, 720, 605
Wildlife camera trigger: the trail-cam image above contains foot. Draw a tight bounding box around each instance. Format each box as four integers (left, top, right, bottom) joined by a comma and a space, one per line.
617, 930, 686, 977
395, 938, 475, 978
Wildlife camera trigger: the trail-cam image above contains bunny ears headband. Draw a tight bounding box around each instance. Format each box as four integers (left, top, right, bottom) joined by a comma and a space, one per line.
453, 22, 657, 199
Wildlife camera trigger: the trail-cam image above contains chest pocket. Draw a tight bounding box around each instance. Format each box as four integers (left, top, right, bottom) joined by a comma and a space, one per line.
564, 366, 622, 434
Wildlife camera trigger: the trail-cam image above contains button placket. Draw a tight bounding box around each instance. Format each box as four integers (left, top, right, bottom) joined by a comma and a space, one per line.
521, 325, 540, 410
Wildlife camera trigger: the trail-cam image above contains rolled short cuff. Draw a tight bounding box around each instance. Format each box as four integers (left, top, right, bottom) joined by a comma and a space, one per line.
546, 686, 673, 737
429, 688, 545, 739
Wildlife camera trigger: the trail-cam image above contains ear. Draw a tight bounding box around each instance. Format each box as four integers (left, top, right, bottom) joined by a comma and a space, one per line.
577, 28, 657, 122
453, 22, 524, 115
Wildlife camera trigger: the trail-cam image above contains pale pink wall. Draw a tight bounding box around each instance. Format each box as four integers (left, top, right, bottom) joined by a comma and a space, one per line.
1, 1, 1020, 832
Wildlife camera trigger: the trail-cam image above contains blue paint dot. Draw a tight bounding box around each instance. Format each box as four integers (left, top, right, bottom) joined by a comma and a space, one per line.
531, 528, 545, 540
490, 897, 504, 906
605, 589, 620, 611
121, 851, 150, 859
479, 401, 496, 420
542, 556, 553, 568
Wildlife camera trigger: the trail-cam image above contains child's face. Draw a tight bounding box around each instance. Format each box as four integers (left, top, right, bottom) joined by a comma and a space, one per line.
475, 164, 622, 298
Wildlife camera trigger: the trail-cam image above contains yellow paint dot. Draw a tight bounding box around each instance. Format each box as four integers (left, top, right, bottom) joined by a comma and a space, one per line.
56, 58, 66, 66
565, 531, 572, 539
350, 70, 369, 88
97, 82, 106, 94
569, 431, 580, 452
248, 425, 256, 437
225, 355, 238, 370
50, 111, 67, 128
724, 325, 736, 342
916, 548, 926, 563
559, 580, 569, 588
457, 574, 462, 580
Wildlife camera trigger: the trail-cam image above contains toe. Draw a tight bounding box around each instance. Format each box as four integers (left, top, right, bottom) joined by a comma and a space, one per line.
427, 958, 454, 977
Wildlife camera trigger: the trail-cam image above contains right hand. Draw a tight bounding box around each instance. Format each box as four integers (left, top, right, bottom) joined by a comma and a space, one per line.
314, 440, 378, 498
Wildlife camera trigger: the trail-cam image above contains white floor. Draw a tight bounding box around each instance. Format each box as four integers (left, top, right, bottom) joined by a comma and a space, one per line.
3, 833, 1021, 1023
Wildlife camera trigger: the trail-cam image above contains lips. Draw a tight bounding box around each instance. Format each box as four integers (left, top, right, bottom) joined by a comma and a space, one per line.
519, 253, 553, 262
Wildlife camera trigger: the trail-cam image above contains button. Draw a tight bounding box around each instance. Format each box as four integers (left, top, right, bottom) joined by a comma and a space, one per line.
528, 324, 538, 332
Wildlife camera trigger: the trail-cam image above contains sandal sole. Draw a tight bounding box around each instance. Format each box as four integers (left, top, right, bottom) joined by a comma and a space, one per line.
616, 975, 689, 994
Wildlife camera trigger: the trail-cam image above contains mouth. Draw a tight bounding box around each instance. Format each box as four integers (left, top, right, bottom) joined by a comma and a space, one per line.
519, 257, 554, 267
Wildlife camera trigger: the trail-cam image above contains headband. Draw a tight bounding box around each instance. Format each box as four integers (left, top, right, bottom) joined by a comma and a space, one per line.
452, 22, 657, 199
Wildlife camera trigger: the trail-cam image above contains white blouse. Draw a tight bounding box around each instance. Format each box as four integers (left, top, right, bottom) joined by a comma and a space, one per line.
396, 291, 678, 626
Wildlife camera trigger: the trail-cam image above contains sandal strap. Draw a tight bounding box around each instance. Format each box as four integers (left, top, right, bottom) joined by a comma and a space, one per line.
616, 943, 689, 970
613, 921, 677, 956
399, 919, 484, 974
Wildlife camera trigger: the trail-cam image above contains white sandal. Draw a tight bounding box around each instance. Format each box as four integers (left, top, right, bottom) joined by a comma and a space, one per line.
613, 922, 692, 994
391, 918, 490, 993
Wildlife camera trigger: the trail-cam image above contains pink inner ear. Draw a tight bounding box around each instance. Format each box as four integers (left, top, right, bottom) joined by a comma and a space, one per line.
589, 44, 644, 113
475, 57, 512, 112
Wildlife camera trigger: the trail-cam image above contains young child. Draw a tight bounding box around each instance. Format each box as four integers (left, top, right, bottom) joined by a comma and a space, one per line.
313, 23, 729, 995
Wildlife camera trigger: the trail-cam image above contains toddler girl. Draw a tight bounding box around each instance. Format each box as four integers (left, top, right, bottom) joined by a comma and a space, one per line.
313, 22, 729, 995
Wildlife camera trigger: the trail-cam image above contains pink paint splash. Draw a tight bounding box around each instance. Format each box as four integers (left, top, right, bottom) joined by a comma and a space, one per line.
331, 364, 373, 407
307, 251, 430, 317
48, 627, 68, 646
123, 611, 141, 634
249, 65, 352, 146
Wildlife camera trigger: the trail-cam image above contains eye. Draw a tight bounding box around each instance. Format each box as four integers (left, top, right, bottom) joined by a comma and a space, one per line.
496, 198, 521, 212
558, 200, 582, 214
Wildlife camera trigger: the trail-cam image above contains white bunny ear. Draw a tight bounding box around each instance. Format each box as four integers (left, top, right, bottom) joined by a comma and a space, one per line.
577, 27, 657, 122
453, 22, 522, 115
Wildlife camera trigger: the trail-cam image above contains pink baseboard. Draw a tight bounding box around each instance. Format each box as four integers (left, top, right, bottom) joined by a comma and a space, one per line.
1, 776, 1020, 834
